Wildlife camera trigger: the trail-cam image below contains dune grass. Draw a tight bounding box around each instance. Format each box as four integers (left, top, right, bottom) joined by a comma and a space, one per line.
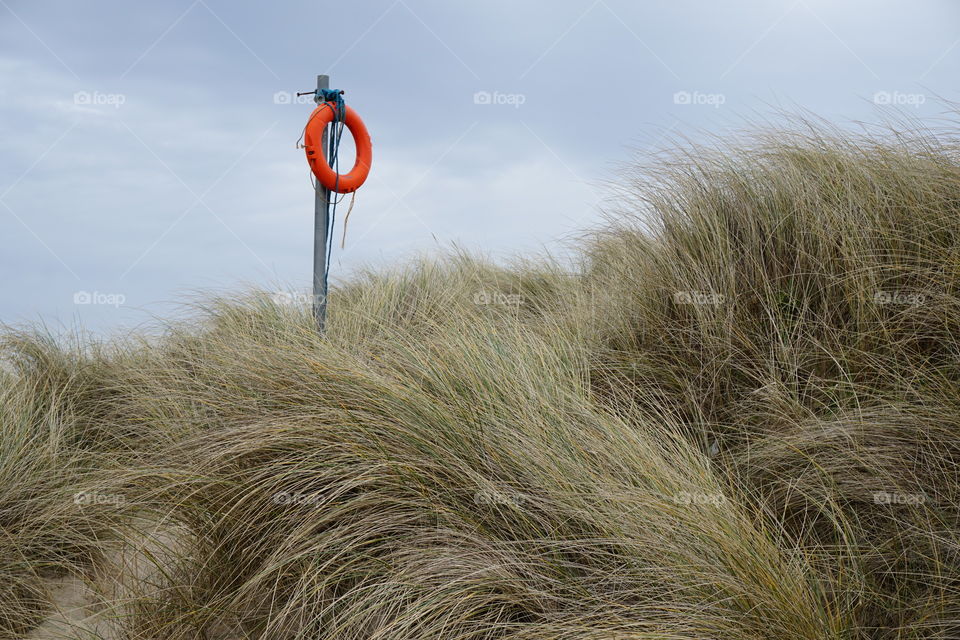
3, 116, 960, 638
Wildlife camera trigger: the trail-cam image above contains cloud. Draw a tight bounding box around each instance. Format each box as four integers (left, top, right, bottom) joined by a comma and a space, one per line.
4, 0, 958, 332
0, 56, 601, 331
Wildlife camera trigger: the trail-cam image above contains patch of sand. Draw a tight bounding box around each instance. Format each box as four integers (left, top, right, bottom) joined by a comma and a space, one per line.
27, 516, 194, 640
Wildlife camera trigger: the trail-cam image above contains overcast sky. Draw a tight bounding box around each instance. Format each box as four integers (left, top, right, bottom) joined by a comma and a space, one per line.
2, 0, 959, 333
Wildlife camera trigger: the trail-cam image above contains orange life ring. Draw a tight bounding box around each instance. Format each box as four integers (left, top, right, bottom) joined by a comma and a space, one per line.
304, 102, 372, 194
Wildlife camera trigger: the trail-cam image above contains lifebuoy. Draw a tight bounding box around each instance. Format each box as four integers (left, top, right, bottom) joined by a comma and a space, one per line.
304, 102, 372, 194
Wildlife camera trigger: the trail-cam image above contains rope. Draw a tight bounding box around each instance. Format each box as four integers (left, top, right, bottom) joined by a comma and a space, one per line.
304, 88, 357, 302
340, 191, 356, 248
319, 90, 348, 302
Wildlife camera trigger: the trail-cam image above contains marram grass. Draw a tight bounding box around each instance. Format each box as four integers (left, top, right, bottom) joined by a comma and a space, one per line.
4, 116, 960, 638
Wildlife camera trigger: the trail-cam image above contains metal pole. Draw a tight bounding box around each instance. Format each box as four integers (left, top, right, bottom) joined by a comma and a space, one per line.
313, 74, 330, 331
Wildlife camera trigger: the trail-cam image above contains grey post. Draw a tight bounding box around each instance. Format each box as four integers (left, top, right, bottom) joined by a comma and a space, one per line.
313, 74, 330, 331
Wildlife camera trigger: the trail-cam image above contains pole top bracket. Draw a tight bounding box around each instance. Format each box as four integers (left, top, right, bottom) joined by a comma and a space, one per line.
296, 89, 345, 104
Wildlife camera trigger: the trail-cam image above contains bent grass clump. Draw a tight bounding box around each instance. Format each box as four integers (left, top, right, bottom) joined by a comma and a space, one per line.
4, 116, 960, 638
